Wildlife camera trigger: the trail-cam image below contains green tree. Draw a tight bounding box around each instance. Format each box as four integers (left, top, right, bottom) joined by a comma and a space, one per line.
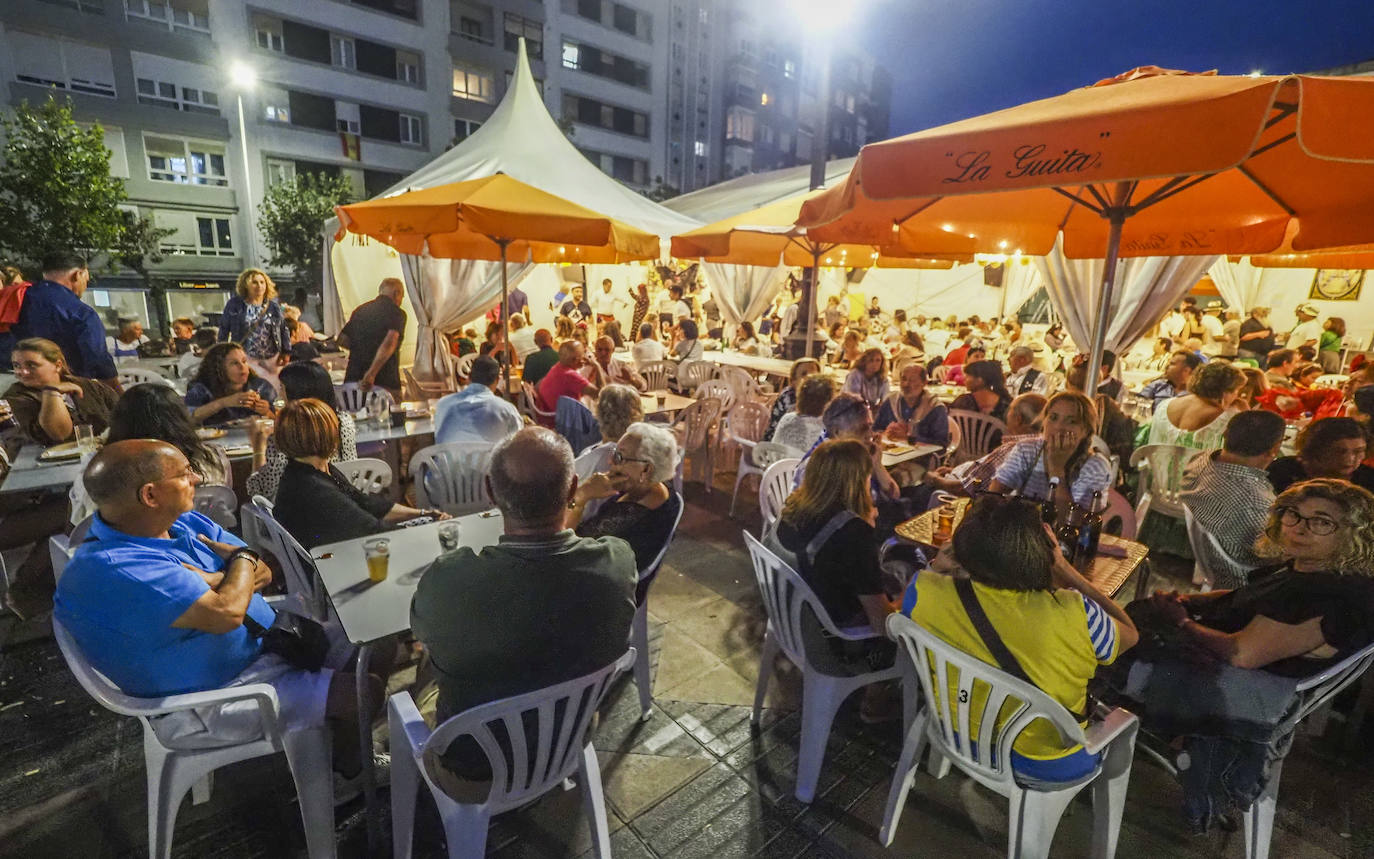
0, 97, 128, 270
642, 177, 680, 203
257, 172, 355, 290
114, 210, 176, 334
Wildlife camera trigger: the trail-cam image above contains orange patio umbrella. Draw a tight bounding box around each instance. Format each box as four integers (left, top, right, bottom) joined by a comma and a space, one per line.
335, 173, 661, 385
798, 67, 1374, 392
671, 191, 965, 355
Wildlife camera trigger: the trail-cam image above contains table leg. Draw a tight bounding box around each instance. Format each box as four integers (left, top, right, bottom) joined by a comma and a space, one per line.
356, 642, 380, 854
1133, 558, 1152, 602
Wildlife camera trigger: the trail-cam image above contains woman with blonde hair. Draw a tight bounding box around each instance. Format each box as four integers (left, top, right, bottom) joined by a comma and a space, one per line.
5, 337, 119, 445
767, 439, 898, 717
1146, 360, 1246, 453
218, 268, 291, 387
843, 347, 890, 409
988, 391, 1113, 518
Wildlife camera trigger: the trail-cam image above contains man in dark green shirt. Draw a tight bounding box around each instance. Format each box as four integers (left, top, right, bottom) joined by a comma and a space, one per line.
520, 328, 559, 389
410, 427, 636, 778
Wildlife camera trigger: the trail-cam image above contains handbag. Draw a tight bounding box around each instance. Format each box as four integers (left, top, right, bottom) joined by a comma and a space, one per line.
243, 609, 331, 672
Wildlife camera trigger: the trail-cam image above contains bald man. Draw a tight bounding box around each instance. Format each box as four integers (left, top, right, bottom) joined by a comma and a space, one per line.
54, 440, 380, 783
411, 428, 635, 781
339, 277, 407, 398
585, 335, 646, 391
536, 340, 603, 424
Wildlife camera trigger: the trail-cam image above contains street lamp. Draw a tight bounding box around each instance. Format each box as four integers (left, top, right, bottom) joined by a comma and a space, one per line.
229, 61, 259, 268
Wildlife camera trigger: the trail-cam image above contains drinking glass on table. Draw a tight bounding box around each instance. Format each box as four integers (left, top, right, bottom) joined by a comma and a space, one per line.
363, 537, 390, 583
74, 424, 97, 454
368, 397, 389, 425
438, 521, 461, 552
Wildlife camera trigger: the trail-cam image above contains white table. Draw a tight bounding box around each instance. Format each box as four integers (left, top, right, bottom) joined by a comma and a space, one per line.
310, 510, 504, 848
881, 441, 943, 468
702, 351, 796, 378
641, 390, 694, 418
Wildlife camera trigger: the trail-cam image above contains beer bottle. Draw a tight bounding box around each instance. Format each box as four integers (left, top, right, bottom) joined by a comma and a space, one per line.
1041, 477, 1061, 525
1056, 501, 1082, 563
1083, 490, 1104, 561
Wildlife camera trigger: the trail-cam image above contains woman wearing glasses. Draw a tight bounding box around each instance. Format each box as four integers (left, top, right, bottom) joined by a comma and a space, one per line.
568, 422, 682, 601
1148, 478, 1374, 673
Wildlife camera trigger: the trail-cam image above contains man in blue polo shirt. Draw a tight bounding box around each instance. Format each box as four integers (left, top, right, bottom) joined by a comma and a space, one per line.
54, 440, 379, 784
4, 252, 118, 386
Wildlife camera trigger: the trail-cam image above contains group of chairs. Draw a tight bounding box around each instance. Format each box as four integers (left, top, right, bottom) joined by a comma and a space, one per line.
746, 457, 1374, 858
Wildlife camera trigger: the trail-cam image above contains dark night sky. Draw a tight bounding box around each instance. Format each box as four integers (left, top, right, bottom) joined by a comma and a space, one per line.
857, 0, 1374, 137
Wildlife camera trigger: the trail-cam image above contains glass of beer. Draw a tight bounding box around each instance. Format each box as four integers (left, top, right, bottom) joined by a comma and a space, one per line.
363, 537, 390, 583
931, 503, 958, 546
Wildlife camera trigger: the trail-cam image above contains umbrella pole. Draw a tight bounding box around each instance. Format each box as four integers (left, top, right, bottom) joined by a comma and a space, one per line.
498, 238, 511, 397
1084, 185, 1131, 399
805, 247, 820, 360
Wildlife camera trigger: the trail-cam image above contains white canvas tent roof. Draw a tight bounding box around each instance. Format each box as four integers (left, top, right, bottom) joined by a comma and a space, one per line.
323, 40, 700, 352
664, 158, 857, 224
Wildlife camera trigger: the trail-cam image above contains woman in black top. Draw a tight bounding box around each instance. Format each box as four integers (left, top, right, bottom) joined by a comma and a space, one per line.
271, 398, 446, 548
766, 439, 898, 718
950, 359, 1013, 423
1267, 417, 1374, 494
567, 422, 682, 603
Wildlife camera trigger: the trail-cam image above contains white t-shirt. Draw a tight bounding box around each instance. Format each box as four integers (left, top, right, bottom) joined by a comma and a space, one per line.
590, 287, 624, 317
632, 338, 666, 364
509, 326, 539, 359
1287, 318, 1322, 349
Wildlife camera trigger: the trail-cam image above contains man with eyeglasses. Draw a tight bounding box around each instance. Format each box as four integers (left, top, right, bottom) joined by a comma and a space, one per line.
1180, 410, 1286, 587
3, 252, 118, 389
792, 393, 907, 527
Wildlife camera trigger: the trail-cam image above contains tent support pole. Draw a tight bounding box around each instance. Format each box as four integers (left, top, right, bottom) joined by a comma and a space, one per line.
1085, 183, 1131, 399
805, 247, 821, 359
498, 238, 511, 397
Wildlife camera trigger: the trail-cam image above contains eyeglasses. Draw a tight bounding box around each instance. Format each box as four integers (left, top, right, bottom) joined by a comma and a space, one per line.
612, 449, 651, 467
1276, 506, 1342, 536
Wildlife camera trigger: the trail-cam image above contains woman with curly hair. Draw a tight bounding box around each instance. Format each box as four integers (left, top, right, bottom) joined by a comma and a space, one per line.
184, 342, 277, 426
843, 347, 889, 409
218, 268, 291, 383
1146, 359, 1246, 453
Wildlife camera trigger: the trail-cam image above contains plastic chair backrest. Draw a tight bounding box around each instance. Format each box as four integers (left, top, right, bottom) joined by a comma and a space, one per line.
743, 530, 854, 666
404, 366, 450, 400
118, 368, 171, 388
676, 359, 715, 389
947, 409, 1007, 462
886, 612, 1089, 786
193, 485, 239, 530
334, 382, 394, 414
945, 416, 963, 462
454, 352, 478, 381
1292, 639, 1374, 721
333, 457, 394, 495
573, 442, 616, 483
638, 491, 685, 587
520, 381, 554, 419
638, 360, 675, 392
1100, 489, 1138, 540
54, 616, 166, 719
248, 495, 327, 619
678, 398, 721, 451
697, 379, 737, 413
750, 441, 800, 471
409, 442, 496, 515
716, 365, 757, 401
727, 400, 770, 445
1128, 443, 1192, 518
421, 650, 634, 813
759, 458, 801, 533
50, 514, 95, 583
1182, 503, 1249, 589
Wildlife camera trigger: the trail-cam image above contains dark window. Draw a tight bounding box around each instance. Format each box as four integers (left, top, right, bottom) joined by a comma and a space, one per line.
359, 104, 401, 141
288, 90, 336, 131
611, 4, 636, 34
281, 20, 331, 64
364, 168, 405, 197
294, 159, 341, 179
355, 39, 398, 79
351, 0, 417, 20
577, 0, 600, 20
503, 13, 543, 60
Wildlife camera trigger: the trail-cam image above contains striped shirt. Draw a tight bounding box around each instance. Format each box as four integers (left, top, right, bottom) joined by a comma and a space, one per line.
992, 438, 1113, 506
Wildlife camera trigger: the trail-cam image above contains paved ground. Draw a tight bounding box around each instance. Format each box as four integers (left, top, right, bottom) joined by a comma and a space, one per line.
2, 473, 1372, 858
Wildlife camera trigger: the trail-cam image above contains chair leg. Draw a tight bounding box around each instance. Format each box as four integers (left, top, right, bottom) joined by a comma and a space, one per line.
795, 674, 845, 803
1007, 784, 1080, 859
752, 629, 779, 725
1090, 723, 1138, 859
1243, 757, 1283, 859
282, 727, 338, 859
437, 799, 491, 859
190, 773, 213, 805
144, 745, 199, 859
729, 459, 747, 518
631, 605, 653, 720
579, 741, 614, 859
926, 745, 951, 779
388, 720, 420, 859
879, 710, 930, 846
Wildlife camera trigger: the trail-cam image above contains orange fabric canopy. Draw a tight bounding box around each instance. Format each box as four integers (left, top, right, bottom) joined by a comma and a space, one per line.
670, 191, 964, 269
800, 68, 1374, 258
334, 173, 662, 263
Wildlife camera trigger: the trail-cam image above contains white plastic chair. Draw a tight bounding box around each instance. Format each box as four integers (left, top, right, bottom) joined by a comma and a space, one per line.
943, 415, 963, 465
744, 531, 904, 802
409, 442, 495, 516
48, 515, 94, 583
630, 497, 685, 719
947, 408, 1007, 465
697, 379, 737, 414
388, 650, 635, 859
53, 617, 337, 859
1129, 443, 1193, 524
118, 367, 172, 388
573, 442, 617, 519
193, 485, 239, 531
453, 351, 478, 381
638, 360, 676, 392
333, 457, 393, 495
1183, 502, 1250, 591
674, 397, 721, 492
758, 458, 801, 535
880, 613, 1139, 859
334, 382, 395, 415
716, 365, 761, 402
675, 358, 715, 392
519, 381, 555, 423
245, 495, 331, 622
732, 441, 799, 519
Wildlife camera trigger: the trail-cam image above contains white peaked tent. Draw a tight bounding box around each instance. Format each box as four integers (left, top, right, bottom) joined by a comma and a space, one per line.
323, 39, 699, 378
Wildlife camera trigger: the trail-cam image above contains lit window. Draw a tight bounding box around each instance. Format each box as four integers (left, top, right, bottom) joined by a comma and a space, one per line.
760, 92, 770, 107
694, 140, 706, 157
144, 134, 227, 186
562, 41, 580, 70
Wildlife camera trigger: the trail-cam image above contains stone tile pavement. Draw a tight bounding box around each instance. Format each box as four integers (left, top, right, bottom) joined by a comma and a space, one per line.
2, 480, 1373, 857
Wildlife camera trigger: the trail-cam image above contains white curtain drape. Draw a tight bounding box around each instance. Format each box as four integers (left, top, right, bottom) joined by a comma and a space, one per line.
399, 253, 532, 381
1208, 257, 1266, 312
700, 261, 789, 337
1001, 259, 1041, 318
1035, 235, 1217, 353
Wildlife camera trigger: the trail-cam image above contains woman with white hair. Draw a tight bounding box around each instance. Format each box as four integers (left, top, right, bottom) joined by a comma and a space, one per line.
568, 421, 683, 598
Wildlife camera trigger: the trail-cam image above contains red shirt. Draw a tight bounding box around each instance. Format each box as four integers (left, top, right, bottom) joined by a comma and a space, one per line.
537, 362, 590, 425
945, 343, 970, 366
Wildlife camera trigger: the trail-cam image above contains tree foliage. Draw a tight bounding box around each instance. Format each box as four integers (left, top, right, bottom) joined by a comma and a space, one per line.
257, 172, 355, 289
0, 97, 128, 270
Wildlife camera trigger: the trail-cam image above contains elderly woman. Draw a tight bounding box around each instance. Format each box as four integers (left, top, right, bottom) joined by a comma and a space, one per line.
772, 373, 834, 452
988, 391, 1114, 518
5, 338, 118, 445
1145, 360, 1246, 453
568, 421, 683, 595
272, 398, 445, 548
184, 342, 277, 426
843, 347, 890, 409
767, 357, 822, 439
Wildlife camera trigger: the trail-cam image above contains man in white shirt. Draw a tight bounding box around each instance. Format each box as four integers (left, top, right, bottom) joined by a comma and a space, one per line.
590, 278, 627, 326
1286, 302, 1322, 351
508, 313, 539, 361
434, 356, 523, 444
584, 335, 646, 391
1004, 346, 1049, 396
632, 324, 666, 364
1200, 301, 1225, 354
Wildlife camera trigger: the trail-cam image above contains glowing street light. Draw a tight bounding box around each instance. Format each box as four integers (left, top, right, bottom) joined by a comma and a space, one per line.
228, 62, 258, 267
